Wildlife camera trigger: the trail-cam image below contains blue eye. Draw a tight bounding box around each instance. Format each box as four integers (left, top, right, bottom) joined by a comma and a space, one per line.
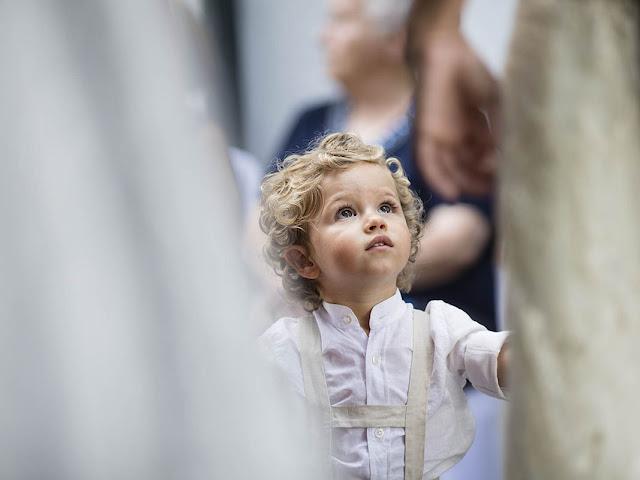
337, 207, 355, 219
379, 203, 393, 214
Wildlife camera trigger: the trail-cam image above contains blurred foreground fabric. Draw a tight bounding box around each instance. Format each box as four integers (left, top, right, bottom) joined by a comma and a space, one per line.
0, 3, 318, 479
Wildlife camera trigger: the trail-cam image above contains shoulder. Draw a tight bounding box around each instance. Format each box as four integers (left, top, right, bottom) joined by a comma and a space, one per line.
422, 300, 487, 346
259, 316, 305, 356
293, 100, 337, 123
259, 316, 310, 397
424, 299, 476, 325
283, 100, 339, 143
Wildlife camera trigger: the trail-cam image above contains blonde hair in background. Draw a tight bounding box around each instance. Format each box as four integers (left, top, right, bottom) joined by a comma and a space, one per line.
260, 132, 424, 311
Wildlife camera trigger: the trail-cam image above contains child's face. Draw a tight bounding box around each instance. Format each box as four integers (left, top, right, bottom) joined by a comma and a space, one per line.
306, 162, 411, 297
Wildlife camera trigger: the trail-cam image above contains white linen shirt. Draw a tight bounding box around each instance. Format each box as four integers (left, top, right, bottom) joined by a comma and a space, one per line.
260, 290, 508, 479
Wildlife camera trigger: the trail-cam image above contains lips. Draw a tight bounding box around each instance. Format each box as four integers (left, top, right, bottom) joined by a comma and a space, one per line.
366, 235, 393, 250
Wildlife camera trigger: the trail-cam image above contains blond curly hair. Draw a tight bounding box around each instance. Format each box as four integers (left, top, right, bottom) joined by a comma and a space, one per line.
260, 132, 424, 311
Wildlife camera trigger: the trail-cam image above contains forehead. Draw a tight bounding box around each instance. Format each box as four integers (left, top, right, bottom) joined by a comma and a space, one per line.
320, 162, 397, 196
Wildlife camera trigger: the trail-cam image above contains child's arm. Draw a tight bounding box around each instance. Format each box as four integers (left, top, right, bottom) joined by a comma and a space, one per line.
433, 301, 509, 399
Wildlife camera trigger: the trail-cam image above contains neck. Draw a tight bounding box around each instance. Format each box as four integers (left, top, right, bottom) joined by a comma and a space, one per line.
343, 66, 414, 114
320, 283, 397, 335
340, 66, 413, 144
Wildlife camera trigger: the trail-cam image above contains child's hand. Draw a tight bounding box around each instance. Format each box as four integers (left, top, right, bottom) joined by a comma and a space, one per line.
497, 339, 510, 389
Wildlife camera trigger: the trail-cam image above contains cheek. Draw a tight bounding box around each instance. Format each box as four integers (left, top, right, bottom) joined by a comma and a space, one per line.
402, 237, 413, 262
324, 236, 359, 267
341, 28, 364, 53
309, 229, 358, 272
398, 223, 413, 260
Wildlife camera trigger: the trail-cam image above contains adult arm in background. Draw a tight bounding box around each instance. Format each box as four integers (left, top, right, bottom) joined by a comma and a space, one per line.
412, 203, 490, 289
411, 0, 501, 200
498, 339, 510, 389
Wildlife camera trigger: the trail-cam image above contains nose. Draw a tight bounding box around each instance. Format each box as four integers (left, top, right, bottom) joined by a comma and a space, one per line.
365, 212, 387, 232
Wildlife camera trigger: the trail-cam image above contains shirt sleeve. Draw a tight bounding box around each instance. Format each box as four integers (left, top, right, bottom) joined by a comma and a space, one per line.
258, 317, 306, 398
430, 301, 509, 399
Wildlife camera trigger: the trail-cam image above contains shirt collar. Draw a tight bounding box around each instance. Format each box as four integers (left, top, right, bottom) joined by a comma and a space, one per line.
317, 289, 405, 333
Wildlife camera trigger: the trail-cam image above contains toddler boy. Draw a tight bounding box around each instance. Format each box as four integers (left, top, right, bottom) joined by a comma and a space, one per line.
259, 133, 508, 479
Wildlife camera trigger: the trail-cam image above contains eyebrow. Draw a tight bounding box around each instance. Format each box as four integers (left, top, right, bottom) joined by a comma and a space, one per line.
323, 188, 399, 209
321, 195, 351, 216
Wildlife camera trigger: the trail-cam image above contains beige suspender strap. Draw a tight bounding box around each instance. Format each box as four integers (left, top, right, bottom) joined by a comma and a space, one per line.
404, 308, 432, 480
331, 405, 407, 428
298, 315, 333, 463
299, 315, 331, 408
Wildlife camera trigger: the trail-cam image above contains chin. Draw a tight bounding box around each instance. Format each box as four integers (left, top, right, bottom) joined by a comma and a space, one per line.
364, 265, 404, 281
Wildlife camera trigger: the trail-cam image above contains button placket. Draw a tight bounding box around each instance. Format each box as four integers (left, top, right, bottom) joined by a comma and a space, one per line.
363, 310, 393, 479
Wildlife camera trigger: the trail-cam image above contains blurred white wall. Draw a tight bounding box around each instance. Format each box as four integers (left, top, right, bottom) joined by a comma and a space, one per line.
237, 0, 337, 163
462, 0, 519, 78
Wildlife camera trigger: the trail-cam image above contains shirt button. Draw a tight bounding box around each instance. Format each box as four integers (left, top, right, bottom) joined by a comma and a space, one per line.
371, 355, 380, 365
342, 315, 352, 325
374, 428, 384, 439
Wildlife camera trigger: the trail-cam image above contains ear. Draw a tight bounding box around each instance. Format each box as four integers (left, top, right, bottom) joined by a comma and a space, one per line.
283, 245, 320, 280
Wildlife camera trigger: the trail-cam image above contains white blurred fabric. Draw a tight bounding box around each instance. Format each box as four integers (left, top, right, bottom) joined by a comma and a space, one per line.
0, 2, 317, 479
